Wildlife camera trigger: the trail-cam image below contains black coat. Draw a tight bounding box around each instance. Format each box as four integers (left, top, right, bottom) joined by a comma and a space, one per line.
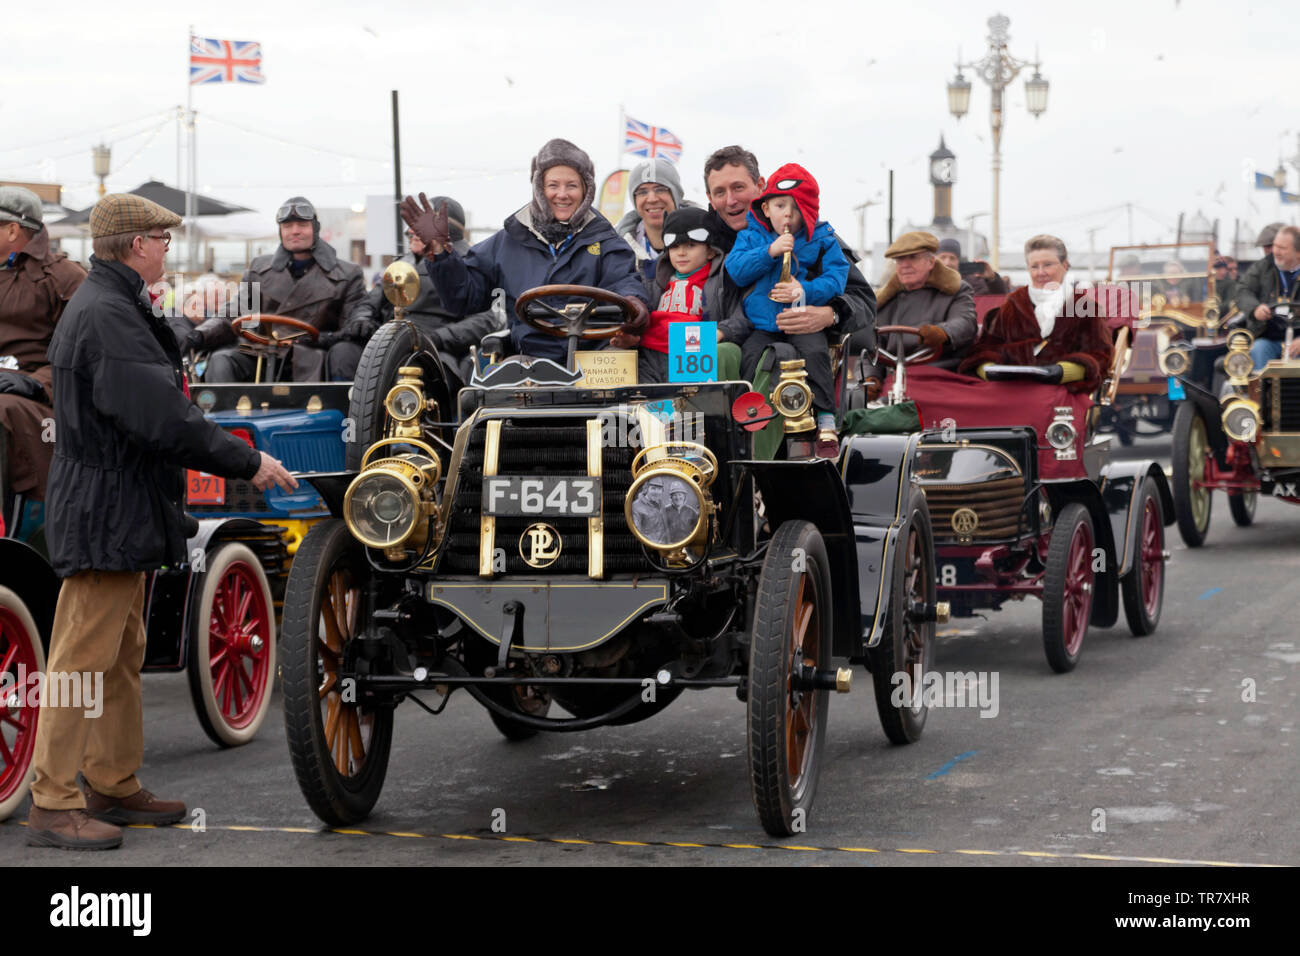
340, 252, 501, 357
46, 257, 262, 577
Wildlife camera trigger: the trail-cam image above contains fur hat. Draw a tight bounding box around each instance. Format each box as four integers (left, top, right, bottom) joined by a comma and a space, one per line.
529, 138, 596, 237
626, 158, 684, 208
750, 163, 821, 240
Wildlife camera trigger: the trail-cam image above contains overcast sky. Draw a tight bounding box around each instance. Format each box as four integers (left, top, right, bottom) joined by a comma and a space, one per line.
6, 0, 1297, 261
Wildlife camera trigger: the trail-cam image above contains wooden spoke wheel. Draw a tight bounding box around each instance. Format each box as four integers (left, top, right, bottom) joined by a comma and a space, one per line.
1171, 402, 1213, 547
0, 586, 44, 822
869, 488, 936, 744
1042, 503, 1096, 673
1121, 478, 1166, 637
282, 520, 393, 826
188, 543, 277, 747
748, 519, 832, 837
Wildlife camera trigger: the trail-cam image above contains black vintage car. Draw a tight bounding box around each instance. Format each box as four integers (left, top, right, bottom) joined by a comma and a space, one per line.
279, 282, 944, 837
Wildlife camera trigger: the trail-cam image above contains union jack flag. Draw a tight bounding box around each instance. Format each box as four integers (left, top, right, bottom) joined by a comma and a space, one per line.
622, 116, 682, 163
190, 36, 265, 85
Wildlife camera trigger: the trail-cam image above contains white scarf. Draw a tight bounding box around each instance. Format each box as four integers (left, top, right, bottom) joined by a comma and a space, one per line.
1025, 274, 1075, 338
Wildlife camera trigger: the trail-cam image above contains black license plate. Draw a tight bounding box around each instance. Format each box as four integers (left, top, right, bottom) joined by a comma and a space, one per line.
482, 476, 601, 516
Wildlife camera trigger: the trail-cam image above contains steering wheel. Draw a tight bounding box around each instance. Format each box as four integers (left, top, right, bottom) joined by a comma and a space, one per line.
514, 285, 638, 341
873, 325, 937, 367
232, 313, 320, 348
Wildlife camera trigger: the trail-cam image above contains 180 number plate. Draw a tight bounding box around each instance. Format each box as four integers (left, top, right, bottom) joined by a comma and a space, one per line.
482, 476, 600, 516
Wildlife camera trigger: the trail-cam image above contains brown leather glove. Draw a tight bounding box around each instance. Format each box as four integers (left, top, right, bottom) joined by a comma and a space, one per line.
864, 376, 882, 401
620, 298, 650, 335
917, 324, 948, 352
399, 192, 451, 258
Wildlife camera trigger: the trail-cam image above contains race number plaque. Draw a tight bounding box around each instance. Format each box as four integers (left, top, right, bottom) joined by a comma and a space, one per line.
668, 321, 717, 383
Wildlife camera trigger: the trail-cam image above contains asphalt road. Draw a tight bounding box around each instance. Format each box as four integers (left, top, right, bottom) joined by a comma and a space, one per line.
6, 436, 1297, 867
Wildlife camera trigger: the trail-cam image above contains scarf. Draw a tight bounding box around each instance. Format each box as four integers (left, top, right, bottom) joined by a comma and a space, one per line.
1026, 275, 1074, 338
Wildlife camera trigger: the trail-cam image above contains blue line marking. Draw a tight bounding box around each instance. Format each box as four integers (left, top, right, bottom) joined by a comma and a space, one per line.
927, 750, 978, 780
1198, 588, 1222, 600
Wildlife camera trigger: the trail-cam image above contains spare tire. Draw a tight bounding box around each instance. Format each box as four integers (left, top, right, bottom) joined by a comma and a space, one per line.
346, 320, 453, 470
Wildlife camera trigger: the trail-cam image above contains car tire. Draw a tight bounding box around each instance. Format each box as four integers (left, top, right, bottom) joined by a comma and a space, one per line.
0, 585, 44, 822
1120, 478, 1165, 637
1228, 490, 1256, 527
282, 520, 393, 826
347, 320, 451, 470
1171, 402, 1212, 547
748, 519, 831, 837
868, 488, 935, 745
1042, 502, 1095, 673
187, 543, 277, 748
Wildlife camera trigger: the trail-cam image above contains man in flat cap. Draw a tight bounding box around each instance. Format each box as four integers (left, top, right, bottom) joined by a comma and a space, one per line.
862, 230, 976, 398
0, 186, 85, 513
189, 196, 365, 382
27, 193, 297, 850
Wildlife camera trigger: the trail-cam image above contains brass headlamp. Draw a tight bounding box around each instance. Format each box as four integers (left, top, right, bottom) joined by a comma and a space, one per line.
1221, 397, 1261, 444
344, 437, 443, 558
1224, 331, 1255, 386
770, 360, 815, 433
625, 441, 717, 564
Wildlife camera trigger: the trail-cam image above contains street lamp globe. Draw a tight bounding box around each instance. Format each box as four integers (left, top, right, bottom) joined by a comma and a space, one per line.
947, 71, 972, 119
1024, 70, 1049, 117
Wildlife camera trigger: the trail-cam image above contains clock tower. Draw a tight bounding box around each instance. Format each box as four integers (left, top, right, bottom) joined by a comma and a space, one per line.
929, 135, 956, 227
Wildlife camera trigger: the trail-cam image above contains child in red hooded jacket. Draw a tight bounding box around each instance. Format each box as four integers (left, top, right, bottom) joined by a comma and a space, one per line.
724, 163, 849, 456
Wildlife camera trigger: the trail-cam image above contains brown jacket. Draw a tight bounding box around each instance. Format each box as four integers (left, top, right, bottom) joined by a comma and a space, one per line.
873, 260, 976, 371
0, 227, 86, 498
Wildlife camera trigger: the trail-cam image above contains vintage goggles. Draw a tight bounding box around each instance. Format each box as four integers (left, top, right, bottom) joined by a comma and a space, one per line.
664, 227, 710, 246
276, 200, 317, 223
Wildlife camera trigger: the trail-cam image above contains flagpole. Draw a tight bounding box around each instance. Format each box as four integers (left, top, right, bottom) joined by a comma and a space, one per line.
616, 104, 625, 178
186, 24, 196, 274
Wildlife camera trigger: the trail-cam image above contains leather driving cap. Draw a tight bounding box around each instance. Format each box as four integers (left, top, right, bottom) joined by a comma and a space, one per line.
885, 231, 940, 258
90, 193, 182, 238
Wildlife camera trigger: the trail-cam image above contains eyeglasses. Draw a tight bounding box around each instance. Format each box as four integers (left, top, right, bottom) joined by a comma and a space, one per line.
633, 185, 672, 200
144, 232, 172, 249
276, 200, 317, 223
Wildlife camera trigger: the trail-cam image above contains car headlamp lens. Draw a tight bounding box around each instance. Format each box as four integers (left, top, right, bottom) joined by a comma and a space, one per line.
346, 471, 419, 547
1046, 420, 1077, 451
777, 383, 808, 415
1222, 401, 1259, 443
1158, 344, 1191, 377
625, 470, 705, 550
385, 385, 423, 422
1224, 350, 1254, 382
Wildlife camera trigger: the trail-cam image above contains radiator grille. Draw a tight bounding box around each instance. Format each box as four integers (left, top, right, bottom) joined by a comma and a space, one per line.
922, 475, 1028, 540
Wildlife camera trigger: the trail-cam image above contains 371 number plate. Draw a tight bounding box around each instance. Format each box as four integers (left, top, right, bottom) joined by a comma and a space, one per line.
482, 476, 600, 516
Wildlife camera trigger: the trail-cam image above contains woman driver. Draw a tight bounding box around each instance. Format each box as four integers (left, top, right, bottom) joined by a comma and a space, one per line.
959, 234, 1113, 393
403, 138, 649, 364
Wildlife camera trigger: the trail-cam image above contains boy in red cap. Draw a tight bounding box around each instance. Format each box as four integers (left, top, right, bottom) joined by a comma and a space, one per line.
724, 163, 849, 455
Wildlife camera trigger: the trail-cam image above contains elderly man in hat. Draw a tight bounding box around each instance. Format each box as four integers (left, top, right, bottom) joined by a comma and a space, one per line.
188, 196, 365, 382
862, 231, 976, 398
27, 193, 297, 850
329, 196, 500, 386
0, 186, 85, 511
936, 237, 1008, 296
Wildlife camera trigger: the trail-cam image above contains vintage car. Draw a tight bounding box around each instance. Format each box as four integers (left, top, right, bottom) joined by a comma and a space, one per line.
871, 312, 1174, 673
1159, 306, 1300, 547
280, 280, 944, 837
1098, 242, 1227, 444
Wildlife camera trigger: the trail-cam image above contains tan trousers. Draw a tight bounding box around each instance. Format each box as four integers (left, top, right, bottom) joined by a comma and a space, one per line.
30, 570, 147, 809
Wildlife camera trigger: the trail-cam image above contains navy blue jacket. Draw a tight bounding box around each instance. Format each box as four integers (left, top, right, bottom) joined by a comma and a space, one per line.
429, 207, 649, 361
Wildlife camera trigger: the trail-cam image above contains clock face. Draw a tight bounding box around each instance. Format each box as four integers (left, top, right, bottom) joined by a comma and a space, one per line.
932, 158, 955, 184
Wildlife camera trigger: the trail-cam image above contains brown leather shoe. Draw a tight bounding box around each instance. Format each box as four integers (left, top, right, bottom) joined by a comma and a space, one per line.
26, 807, 123, 850
83, 783, 187, 826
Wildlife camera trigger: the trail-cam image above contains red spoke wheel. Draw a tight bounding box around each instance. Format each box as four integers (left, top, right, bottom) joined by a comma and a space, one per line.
1042, 503, 1096, 673
1121, 478, 1166, 636
0, 586, 44, 821
188, 543, 277, 747
748, 519, 832, 837
281, 520, 393, 826
869, 488, 936, 744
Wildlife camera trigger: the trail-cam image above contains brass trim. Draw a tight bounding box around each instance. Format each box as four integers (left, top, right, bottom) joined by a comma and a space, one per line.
479, 420, 502, 577
624, 466, 709, 552
1221, 397, 1261, 444
587, 418, 604, 580
519, 522, 562, 569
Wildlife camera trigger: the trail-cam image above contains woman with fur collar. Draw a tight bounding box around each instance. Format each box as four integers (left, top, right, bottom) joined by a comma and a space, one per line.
958, 234, 1113, 394
403, 138, 649, 363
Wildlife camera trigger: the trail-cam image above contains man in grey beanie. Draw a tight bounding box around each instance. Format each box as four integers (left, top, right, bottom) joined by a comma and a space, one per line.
936, 237, 1008, 296
615, 158, 687, 282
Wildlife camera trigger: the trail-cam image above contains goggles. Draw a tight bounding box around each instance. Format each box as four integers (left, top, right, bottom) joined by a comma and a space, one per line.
276, 200, 317, 223
664, 227, 710, 246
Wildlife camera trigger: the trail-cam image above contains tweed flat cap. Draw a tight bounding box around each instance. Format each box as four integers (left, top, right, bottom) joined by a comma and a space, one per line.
885, 230, 940, 258
90, 193, 182, 238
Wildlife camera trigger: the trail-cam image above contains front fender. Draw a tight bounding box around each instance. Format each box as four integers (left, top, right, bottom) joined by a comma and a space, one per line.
1100, 459, 1174, 578
1043, 479, 1119, 629
0, 539, 60, 653
741, 457, 860, 658
296, 471, 357, 518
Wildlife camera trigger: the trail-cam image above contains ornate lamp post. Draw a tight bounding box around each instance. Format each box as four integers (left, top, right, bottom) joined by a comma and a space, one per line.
947, 13, 1048, 270
92, 143, 111, 198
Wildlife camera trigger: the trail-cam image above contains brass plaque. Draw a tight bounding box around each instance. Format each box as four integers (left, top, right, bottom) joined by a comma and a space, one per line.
520, 522, 562, 569
575, 350, 638, 389
951, 507, 979, 537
